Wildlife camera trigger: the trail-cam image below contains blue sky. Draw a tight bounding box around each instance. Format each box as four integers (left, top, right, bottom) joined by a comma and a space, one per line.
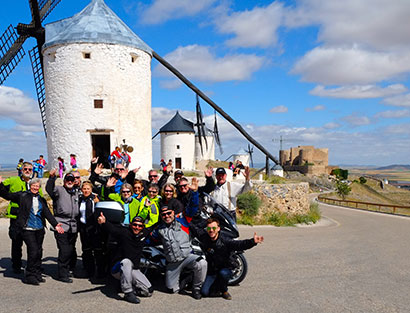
1, 0, 410, 167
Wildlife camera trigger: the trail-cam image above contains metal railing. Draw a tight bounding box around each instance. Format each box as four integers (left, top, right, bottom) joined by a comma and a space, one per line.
317, 195, 410, 216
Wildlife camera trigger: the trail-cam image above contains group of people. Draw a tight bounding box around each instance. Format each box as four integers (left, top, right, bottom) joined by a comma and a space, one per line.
0, 158, 264, 304
110, 147, 131, 169
17, 156, 47, 178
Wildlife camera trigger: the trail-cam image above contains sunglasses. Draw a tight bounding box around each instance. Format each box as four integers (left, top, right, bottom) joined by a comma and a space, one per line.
149, 175, 158, 178
148, 190, 158, 193
206, 226, 218, 231
122, 190, 131, 194
131, 223, 144, 228
65, 177, 75, 182
178, 184, 188, 188
161, 211, 173, 217
23, 168, 33, 172
115, 168, 125, 171
74, 176, 81, 179
164, 189, 173, 193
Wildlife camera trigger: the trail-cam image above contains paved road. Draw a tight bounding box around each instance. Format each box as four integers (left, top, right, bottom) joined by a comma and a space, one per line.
1, 202, 410, 313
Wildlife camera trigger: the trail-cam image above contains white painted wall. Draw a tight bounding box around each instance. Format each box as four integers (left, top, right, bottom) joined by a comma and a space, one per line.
161, 132, 195, 170
195, 135, 215, 161
43, 43, 152, 171
233, 153, 250, 167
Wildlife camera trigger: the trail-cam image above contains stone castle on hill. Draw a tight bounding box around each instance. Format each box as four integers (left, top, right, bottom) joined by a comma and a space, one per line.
280, 145, 336, 175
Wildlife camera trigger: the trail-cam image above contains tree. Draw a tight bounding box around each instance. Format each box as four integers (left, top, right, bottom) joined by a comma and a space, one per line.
336, 181, 351, 199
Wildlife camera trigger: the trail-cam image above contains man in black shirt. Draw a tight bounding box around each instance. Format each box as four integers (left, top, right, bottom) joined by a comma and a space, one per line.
97, 214, 152, 304
199, 217, 263, 300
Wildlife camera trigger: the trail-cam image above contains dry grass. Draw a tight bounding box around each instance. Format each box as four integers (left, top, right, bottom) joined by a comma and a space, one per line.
327, 177, 410, 206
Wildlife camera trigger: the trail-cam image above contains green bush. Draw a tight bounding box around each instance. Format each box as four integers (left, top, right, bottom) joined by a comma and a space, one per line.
331, 168, 348, 180
238, 202, 321, 227
237, 192, 261, 217
359, 176, 367, 184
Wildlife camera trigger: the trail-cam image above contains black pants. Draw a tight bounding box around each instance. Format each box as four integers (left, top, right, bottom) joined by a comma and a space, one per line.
54, 232, 78, 278
22, 229, 45, 281
79, 224, 105, 277
9, 219, 23, 270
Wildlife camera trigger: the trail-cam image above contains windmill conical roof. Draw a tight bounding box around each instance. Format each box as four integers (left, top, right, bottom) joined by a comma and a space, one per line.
159, 112, 194, 133
43, 0, 152, 55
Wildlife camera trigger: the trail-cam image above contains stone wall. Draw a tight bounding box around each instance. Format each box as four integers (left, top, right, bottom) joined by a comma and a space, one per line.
252, 182, 310, 216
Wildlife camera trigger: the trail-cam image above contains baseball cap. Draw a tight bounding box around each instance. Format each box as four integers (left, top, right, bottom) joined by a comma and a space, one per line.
64, 173, 75, 182
174, 170, 184, 176
215, 167, 226, 175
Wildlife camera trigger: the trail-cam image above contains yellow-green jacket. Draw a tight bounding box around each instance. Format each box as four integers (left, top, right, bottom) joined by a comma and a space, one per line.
108, 193, 140, 224
138, 196, 160, 228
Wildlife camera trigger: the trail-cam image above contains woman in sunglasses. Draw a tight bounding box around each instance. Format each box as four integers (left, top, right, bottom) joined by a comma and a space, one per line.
159, 183, 184, 215
105, 180, 140, 226
137, 183, 161, 230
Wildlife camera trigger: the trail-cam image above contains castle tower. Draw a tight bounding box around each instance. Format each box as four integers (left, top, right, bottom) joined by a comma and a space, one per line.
159, 112, 195, 170
42, 0, 153, 170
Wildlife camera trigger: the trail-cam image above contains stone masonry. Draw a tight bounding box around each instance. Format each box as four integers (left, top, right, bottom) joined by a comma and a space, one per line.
252, 182, 310, 216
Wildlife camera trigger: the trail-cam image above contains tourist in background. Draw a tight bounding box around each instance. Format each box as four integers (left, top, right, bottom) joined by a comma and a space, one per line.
37, 155, 47, 178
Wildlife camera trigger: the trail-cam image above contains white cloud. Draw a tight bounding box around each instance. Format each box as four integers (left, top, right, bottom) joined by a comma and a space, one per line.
284, 0, 410, 50
291, 47, 410, 85
0, 86, 43, 127
310, 84, 407, 99
215, 2, 284, 48
305, 105, 325, 112
139, 0, 216, 24
341, 113, 371, 127
383, 93, 410, 107
374, 109, 410, 119
323, 122, 341, 129
154, 45, 265, 83
269, 105, 288, 113
384, 123, 410, 134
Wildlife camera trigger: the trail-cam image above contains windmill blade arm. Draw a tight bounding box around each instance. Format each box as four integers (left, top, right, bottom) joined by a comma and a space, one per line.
153, 51, 279, 165
0, 35, 26, 68
39, 0, 62, 22
0, 25, 27, 85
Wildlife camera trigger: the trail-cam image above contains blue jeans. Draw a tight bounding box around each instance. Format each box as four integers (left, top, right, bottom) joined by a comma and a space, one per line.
38, 168, 43, 178
201, 268, 232, 296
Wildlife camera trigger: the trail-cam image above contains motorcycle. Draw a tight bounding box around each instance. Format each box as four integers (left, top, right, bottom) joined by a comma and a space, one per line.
139, 193, 248, 286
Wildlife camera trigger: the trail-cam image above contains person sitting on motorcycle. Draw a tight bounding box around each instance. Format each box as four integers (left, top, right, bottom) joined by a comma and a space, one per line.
152, 177, 207, 300
137, 183, 160, 230
198, 217, 264, 300
97, 214, 152, 304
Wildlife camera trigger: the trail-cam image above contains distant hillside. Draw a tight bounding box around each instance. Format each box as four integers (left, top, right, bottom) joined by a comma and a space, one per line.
327, 176, 410, 206
375, 164, 410, 170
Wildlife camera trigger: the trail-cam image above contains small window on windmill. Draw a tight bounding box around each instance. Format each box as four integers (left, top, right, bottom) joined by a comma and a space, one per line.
176, 145, 180, 149
131, 53, 138, 63
83, 52, 91, 59
94, 99, 103, 109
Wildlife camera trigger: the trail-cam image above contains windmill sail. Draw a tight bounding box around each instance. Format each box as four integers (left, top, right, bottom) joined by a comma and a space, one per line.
29, 46, 47, 136
39, 0, 62, 22
213, 111, 223, 154
0, 26, 27, 85
196, 94, 208, 156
